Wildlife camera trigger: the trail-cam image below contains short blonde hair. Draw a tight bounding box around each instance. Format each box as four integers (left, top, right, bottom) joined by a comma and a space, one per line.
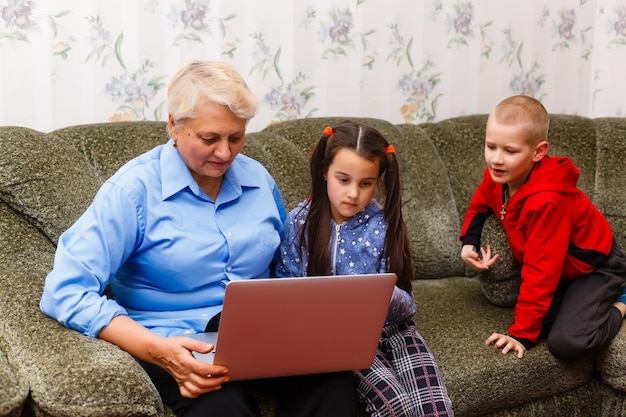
167, 61, 258, 135
489, 95, 549, 144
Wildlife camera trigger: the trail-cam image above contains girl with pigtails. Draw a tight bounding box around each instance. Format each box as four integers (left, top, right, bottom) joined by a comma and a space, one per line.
275, 121, 455, 417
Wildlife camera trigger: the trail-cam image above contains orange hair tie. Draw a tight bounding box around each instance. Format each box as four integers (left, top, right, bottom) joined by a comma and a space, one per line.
323, 126, 333, 136
386, 144, 395, 154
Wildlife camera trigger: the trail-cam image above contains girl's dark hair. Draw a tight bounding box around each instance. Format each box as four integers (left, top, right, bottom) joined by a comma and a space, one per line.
298, 120, 414, 293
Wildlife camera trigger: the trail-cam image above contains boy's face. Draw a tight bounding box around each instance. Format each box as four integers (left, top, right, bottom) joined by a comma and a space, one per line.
484, 118, 546, 194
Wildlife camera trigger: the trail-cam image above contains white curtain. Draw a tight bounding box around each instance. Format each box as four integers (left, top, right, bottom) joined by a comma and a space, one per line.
1, 0, 624, 133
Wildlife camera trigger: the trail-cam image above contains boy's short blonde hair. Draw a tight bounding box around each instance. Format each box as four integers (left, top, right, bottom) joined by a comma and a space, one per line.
490, 95, 549, 144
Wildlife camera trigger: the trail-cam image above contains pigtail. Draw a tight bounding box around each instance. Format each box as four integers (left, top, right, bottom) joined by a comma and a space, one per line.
302, 127, 334, 276
382, 148, 414, 293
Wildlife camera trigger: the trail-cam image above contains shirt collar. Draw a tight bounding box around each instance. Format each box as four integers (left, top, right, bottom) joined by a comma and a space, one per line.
160, 138, 261, 201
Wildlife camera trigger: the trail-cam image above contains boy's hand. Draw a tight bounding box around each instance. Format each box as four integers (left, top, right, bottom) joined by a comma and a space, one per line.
486, 332, 526, 359
461, 244, 500, 272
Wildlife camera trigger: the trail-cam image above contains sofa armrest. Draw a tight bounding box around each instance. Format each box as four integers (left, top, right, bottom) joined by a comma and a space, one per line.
597, 323, 626, 393
0, 196, 164, 417
15, 320, 164, 417
0, 199, 163, 417
0, 264, 164, 417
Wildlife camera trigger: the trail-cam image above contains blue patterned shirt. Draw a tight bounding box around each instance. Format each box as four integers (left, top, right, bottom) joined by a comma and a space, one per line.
40, 139, 285, 338
275, 199, 416, 325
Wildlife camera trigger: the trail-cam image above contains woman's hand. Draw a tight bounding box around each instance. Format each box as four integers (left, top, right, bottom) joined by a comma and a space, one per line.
98, 315, 229, 398
159, 336, 229, 398
485, 332, 526, 359
461, 244, 500, 272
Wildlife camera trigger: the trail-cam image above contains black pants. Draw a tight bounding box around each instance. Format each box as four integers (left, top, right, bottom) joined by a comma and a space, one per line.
139, 359, 357, 417
541, 239, 626, 360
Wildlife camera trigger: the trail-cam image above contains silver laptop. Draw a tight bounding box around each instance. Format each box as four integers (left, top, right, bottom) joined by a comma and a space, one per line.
189, 273, 397, 381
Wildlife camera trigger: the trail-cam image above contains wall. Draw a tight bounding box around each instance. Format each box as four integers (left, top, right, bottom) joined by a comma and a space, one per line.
0, 0, 624, 133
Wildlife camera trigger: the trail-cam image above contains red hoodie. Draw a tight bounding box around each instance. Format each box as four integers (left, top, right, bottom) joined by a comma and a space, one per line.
460, 156, 614, 344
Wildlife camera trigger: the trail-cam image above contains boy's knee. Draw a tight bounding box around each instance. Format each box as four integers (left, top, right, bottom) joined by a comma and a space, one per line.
547, 333, 586, 361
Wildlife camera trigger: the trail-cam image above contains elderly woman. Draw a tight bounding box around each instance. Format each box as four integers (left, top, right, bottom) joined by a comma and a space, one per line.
40, 61, 357, 417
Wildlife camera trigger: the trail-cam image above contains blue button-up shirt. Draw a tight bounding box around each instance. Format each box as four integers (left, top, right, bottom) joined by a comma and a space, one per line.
40, 139, 285, 337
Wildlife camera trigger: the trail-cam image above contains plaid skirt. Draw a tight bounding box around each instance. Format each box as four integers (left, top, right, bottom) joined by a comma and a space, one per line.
353, 318, 454, 417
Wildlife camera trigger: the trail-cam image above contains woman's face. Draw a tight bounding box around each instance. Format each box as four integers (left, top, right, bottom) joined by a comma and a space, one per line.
169, 100, 247, 190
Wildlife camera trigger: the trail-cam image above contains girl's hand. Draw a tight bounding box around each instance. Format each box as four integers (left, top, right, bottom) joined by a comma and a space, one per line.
461, 244, 500, 272
485, 332, 526, 359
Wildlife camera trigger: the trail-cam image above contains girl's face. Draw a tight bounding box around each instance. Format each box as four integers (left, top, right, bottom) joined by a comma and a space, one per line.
169, 100, 247, 197
325, 148, 379, 224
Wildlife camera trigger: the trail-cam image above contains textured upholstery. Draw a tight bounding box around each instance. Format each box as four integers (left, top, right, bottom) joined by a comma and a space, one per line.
1, 115, 626, 417
0, 333, 27, 417
476, 214, 522, 307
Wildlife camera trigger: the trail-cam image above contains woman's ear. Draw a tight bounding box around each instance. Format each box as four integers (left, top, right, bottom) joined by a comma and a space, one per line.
532, 140, 549, 162
168, 114, 178, 139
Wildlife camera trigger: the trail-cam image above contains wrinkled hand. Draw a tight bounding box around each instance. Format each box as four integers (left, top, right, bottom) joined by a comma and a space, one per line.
98, 316, 230, 398
485, 332, 526, 359
461, 244, 500, 272
157, 336, 230, 398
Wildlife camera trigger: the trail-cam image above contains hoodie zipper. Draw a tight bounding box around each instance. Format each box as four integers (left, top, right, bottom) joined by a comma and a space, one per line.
331, 223, 341, 275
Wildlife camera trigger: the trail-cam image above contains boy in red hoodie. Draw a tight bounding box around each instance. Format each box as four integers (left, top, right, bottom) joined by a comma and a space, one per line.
460, 95, 626, 360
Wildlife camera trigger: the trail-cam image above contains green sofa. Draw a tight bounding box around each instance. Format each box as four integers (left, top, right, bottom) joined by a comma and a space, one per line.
1, 115, 626, 417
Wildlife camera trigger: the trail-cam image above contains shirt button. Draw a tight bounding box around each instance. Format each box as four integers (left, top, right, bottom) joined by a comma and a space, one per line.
227, 232, 233, 237
227, 266, 232, 272
202, 313, 208, 317
184, 330, 191, 334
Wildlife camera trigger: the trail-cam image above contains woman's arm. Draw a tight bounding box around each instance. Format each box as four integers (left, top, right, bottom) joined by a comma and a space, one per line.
40, 182, 138, 336
99, 315, 229, 399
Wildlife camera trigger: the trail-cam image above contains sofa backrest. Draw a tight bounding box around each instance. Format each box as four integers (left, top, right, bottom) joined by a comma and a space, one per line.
0, 122, 170, 244
51, 121, 170, 181
0, 126, 103, 242
257, 115, 626, 279
592, 117, 626, 248
1, 115, 624, 281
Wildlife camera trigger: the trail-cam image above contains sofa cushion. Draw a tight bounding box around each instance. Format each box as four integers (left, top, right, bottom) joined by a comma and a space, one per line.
412, 277, 595, 416
50, 121, 169, 180
0, 336, 27, 417
396, 124, 465, 278
418, 115, 489, 221
592, 117, 626, 250
244, 131, 310, 212
0, 127, 102, 243
546, 115, 597, 199
477, 215, 521, 307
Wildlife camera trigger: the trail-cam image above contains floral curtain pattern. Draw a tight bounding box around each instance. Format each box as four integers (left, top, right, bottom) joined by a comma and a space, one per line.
0, 0, 624, 133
